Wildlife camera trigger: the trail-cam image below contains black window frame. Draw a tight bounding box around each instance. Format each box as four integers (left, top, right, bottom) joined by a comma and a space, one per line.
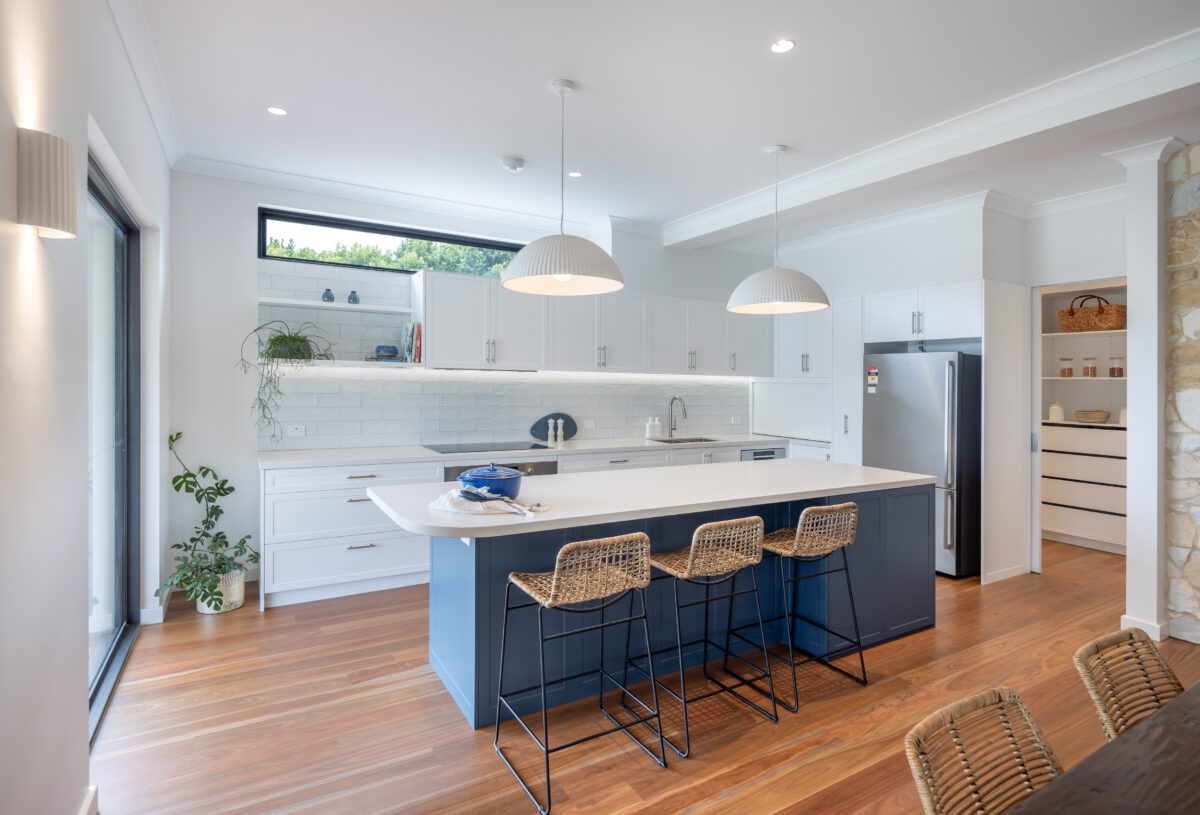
257, 207, 524, 275
87, 155, 141, 745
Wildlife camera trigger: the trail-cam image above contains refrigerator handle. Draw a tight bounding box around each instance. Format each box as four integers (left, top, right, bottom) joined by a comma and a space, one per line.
944, 490, 955, 550
944, 360, 956, 489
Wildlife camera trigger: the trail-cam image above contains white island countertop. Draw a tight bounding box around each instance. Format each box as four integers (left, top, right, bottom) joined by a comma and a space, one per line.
368, 458, 935, 538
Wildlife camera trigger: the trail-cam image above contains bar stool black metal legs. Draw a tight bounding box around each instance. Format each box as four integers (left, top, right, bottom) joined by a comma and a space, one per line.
628, 516, 777, 757
744, 502, 867, 713
493, 532, 666, 814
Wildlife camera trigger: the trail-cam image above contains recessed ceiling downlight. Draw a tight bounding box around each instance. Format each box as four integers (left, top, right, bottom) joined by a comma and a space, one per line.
770, 39, 795, 54
567, 171, 582, 178
267, 106, 288, 116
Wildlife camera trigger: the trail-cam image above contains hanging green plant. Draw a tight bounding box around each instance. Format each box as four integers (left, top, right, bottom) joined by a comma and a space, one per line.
238, 320, 333, 439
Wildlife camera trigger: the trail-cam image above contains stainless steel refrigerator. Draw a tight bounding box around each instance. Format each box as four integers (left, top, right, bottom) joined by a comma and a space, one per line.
862, 352, 981, 577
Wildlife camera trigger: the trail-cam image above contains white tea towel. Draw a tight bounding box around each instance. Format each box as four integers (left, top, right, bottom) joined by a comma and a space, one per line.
428, 490, 546, 516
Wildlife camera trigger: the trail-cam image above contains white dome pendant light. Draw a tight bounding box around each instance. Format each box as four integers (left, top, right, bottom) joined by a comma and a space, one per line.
726, 145, 829, 314
502, 79, 624, 296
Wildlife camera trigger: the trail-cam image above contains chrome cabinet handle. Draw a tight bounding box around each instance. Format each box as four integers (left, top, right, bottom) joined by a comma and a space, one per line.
491, 339, 497, 362
912, 311, 918, 335
346, 543, 377, 551
602, 345, 607, 367
597, 346, 602, 368
346, 474, 377, 480
609, 459, 629, 464
730, 352, 736, 370
843, 414, 849, 434
919, 311, 925, 334
484, 338, 490, 362
346, 497, 373, 503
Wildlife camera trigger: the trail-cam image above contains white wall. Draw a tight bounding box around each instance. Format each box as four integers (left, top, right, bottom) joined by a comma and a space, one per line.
0, 0, 171, 812
1024, 197, 1126, 286
610, 224, 765, 300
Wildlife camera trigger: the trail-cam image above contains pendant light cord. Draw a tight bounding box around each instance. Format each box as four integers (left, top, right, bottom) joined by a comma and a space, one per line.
773, 151, 781, 268
559, 90, 565, 236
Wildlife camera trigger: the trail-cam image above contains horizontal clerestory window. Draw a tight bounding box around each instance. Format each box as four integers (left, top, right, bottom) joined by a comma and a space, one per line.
258, 208, 522, 277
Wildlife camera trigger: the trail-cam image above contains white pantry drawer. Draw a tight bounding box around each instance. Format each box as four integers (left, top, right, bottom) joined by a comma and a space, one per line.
266, 487, 405, 543
1041, 477, 1126, 515
264, 532, 429, 593
1041, 452, 1126, 486
263, 461, 441, 494
1041, 425, 1126, 457
558, 450, 671, 473
1041, 503, 1126, 546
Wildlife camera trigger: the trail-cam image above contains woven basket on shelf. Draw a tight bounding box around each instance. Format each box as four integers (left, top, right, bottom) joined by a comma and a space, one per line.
1057, 295, 1126, 332
1074, 410, 1110, 424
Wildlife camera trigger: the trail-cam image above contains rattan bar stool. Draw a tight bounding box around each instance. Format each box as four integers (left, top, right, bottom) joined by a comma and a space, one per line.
1073, 627, 1184, 741
732, 502, 865, 712
628, 516, 777, 758
905, 686, 1063, 815
493, 532, 666, 814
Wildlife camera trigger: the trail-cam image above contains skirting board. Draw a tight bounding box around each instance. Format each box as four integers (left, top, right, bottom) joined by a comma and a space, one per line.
262, 570, 429, 609
78, 785, 99, 815
1121, 614, 1169, 641
1043, 532, 1126, 556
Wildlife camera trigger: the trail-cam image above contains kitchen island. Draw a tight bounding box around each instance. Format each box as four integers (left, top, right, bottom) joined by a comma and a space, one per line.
369, 458, 936, 727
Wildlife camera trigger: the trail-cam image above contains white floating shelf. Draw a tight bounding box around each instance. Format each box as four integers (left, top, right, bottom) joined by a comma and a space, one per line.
258, 296, 415, 316
1041, 329, 1126, 339
1042, 377, 1127, 381
1041, 420, 1126, 429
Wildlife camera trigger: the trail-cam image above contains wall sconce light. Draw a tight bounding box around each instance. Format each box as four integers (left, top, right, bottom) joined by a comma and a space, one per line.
17, 127, 76, 239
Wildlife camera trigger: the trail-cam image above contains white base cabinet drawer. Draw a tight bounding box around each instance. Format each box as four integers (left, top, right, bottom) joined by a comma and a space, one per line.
264, 462, 441, 494
266, 487, 402, 543
1041, 503, 1125, 546
1041, 425, 1126, 457
558, 451, 671, 472
1042, 477, 1126, 515
264, 532, 429, 593
1041, 452, 1125, 486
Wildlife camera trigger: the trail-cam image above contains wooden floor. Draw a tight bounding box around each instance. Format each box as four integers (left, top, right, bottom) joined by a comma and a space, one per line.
91, 543, 1200, 815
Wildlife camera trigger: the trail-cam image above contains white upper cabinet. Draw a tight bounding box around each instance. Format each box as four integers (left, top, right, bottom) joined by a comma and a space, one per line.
728, 313, 774, 377
775, 306, 833, 379
864, 281, 981, 343
687, 300, 729, 374
420, 271, 544, 370
646, 296, 690, 372
546, 292, 646, 372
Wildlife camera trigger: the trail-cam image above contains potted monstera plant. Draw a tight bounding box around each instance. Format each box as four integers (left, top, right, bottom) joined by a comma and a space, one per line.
156, 432, 259, 614
239, 319, 333, 439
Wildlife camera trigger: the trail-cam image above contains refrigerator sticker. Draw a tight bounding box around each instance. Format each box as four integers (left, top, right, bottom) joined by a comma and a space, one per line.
866, 365, 878, 393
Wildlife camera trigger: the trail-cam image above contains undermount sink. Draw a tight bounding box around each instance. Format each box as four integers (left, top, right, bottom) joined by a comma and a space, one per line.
651, 436, 715, 444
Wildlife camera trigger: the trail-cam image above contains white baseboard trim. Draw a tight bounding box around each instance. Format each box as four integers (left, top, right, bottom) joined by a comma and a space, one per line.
140, 598, 165, 625
1043, 532, 1125, 556
1120, 614, 1169, 641
78, 785, 99, 815
980, 564, 1029, 585
262, 571, 429, 609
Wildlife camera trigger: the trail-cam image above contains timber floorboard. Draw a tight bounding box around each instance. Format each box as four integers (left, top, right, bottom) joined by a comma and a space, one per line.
90, 542, 1200, 814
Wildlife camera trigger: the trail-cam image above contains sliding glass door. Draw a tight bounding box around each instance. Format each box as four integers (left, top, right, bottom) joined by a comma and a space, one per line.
87, 158, 140, 741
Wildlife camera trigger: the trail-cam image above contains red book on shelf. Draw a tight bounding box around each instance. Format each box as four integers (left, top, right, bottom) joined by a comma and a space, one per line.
414, 323, 422, 363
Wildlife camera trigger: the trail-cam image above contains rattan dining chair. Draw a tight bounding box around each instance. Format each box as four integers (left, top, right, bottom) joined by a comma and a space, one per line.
905, 686, 1063, 815
1073, 627, 1184, 741
494, 532, 667, 814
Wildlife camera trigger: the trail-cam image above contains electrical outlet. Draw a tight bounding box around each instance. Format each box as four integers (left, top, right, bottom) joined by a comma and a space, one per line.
731, 416, 742, 425
582, 418, 596, 430
286, 424, 306, 437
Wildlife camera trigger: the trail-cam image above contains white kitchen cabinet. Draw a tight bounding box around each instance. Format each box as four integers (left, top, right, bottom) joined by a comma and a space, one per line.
864, 281, 981, 343
545, 291, 646, 372
688, 300, 730, 374
420, 270, 543, 370
830, 295, 864, 464
789, 441, 831, 461
260, 460, 441, 608
775, 306, 833, 379
1040, 423, 1126, 550
557, 450, 672, 473
728, 313, 774, 376
667, 446, 742, 466
646, 296, 689, 372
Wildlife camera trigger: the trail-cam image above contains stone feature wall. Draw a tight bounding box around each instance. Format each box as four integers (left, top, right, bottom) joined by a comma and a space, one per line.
1166, 141, 1200, 642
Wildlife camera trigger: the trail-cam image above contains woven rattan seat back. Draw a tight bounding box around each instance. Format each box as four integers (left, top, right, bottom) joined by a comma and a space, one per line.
1073, 628, 1184, 741
786, 502, 857, 558
681, 516, 764, 578
905, 686, 1063, 815
512, 532, 651, 609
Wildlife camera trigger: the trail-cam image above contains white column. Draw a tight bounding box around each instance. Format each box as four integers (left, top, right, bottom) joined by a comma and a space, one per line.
1106, 138, 1183, 640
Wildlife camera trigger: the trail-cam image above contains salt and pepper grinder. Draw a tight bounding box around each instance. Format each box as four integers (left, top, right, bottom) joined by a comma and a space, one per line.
547, 418, 557, 447
555, 418, 565, 446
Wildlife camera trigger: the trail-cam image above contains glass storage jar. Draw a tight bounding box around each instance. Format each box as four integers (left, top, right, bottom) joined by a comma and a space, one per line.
1082, 356, 1098, 377
1109, 356, 1125, 378
1058, 357, 1074, 377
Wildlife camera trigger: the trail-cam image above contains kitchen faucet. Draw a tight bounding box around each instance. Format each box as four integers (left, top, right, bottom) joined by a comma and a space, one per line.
668, 396, 688, 438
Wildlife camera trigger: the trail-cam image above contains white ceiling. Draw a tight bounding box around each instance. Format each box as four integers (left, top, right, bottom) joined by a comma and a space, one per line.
129, 0, 1200, 249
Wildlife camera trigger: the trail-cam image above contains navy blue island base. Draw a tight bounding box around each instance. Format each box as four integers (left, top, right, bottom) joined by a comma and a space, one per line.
427, 484, 934, 729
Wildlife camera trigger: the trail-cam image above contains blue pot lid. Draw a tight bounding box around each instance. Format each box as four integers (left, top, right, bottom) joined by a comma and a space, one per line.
458, 464, 521, 480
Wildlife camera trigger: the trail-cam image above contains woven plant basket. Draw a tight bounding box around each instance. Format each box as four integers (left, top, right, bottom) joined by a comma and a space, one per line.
1058, 295, 1126, 332
197, 569, 246, 614
1074, 410, 1110, 424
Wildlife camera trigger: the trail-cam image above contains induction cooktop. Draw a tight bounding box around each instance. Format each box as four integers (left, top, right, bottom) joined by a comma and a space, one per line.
423, 441, 550, 454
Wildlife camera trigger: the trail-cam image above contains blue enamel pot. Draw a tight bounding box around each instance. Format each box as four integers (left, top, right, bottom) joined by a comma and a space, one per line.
457, 464, 523, 499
